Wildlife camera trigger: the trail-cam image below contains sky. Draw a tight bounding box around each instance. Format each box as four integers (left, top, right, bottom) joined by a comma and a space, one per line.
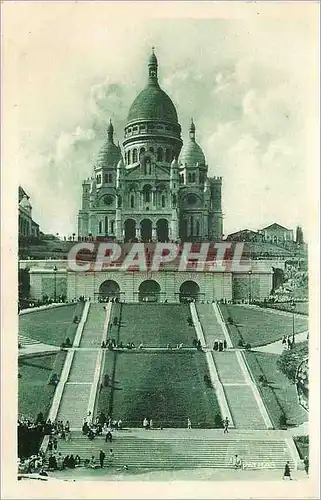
3, 2, 319, 239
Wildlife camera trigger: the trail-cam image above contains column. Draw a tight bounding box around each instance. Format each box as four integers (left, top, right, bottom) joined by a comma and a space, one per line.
152, 226, 157, 242
135, 225, 140, 240
115, 210, 122, 241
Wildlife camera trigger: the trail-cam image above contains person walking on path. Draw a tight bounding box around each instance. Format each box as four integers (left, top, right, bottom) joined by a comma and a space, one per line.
223, 417, 229, 434
187, 418, 192, 429
143, 417, 149, 430
99, 450, 105, 468
282, 461, 292, 480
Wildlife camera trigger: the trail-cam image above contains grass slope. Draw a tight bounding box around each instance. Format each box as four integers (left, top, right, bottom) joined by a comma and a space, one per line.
18, 351, 66, 420
19, 303, 84, 346
219, 305, 308, 347
110, 352, 220, 428
118, 304, 194, 347
244, 350, 308, 428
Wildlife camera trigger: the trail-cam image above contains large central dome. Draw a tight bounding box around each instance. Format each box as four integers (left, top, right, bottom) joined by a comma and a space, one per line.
127, 86, 178, 123
126, 49, 179, 124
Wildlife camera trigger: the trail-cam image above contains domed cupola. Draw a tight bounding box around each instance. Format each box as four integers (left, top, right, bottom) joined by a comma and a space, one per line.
127, 48, 179, 124
123, 49, 183, 166
96, 120, 121, 169
180, 119, 206, 167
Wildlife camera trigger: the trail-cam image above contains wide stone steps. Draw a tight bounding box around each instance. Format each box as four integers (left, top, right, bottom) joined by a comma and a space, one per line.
56, 384, 91, 427
224, 385, 266, 429
53, 433, 294, 469
212, 352, 246, 384
68, 351, 98, 383
196, 304, 226, 345
18, 335, 41, 346
79, 304, 106, 347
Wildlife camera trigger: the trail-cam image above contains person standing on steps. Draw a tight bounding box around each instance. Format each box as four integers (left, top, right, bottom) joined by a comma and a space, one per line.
282, 461, 292, 480
223, 417, 229, 434
187, 418, 192, 429
99, 450, 105, 468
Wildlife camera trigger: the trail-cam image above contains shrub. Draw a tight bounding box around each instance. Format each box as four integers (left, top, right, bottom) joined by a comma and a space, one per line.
214, 413, 222, 427
245, 343, 252, 350
279, 413, 287, 428
238, 340, 244, 348
227, 316, 233, 325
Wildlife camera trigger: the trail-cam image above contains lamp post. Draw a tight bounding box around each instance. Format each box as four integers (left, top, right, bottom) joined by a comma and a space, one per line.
248, 270, 252, 304
291, 299, 296, 343
53, 265, 58, 302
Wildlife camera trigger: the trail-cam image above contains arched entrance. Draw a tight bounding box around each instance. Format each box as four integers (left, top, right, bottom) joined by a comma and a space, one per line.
124, 218, 136, 242
179, 280, 200, 302
140, 219, 152, 242
99, 280, 120, 300
156, 218, 169, 242
138, 280, 161, 302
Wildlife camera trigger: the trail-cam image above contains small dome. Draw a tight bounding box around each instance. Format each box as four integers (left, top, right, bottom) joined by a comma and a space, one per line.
180, 119, 206, 166
127, 86, 178, 123
19, 195, 32, 210
96, 121, 120, 168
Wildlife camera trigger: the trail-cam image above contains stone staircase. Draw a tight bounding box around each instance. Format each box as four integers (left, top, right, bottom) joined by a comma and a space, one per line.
53, 431, 296, 470
196, 304, 226, 345
56, 384, 92, 425
223, 385, 267, 429
55, 303, 108, 427
19, 335, 42, 346
195, 305, 270, 430
212, 352, 269, 430
79, 304, 106, 348
212, 352, 245, 384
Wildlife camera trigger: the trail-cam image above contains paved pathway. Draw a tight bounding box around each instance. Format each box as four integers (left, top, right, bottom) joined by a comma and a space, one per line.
253, 331, 308, 355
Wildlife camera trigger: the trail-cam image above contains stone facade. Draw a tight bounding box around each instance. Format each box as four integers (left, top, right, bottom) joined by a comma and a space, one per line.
78, 50, 223, 243
23, 260, 273, 303
258, 223, 294, 244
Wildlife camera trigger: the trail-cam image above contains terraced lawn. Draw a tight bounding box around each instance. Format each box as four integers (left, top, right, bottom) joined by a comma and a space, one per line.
117, 304, 195, 347
219, 305, 308, 347
18, 351, 66, 420
107, 352, 221, 428
19, 303, 84, 346
244, 350, 308, 428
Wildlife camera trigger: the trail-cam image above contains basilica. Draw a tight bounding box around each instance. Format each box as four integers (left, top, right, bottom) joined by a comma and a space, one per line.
78, 49, 223, 243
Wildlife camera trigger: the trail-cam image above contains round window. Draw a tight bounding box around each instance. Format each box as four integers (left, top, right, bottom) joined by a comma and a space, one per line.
103, 195, 113, 206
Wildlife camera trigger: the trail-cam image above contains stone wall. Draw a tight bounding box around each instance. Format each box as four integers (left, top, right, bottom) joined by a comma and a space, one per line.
232, 273, 273, 301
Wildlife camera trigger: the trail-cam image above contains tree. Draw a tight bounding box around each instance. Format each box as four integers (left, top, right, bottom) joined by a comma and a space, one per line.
277, 342, 308, 383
